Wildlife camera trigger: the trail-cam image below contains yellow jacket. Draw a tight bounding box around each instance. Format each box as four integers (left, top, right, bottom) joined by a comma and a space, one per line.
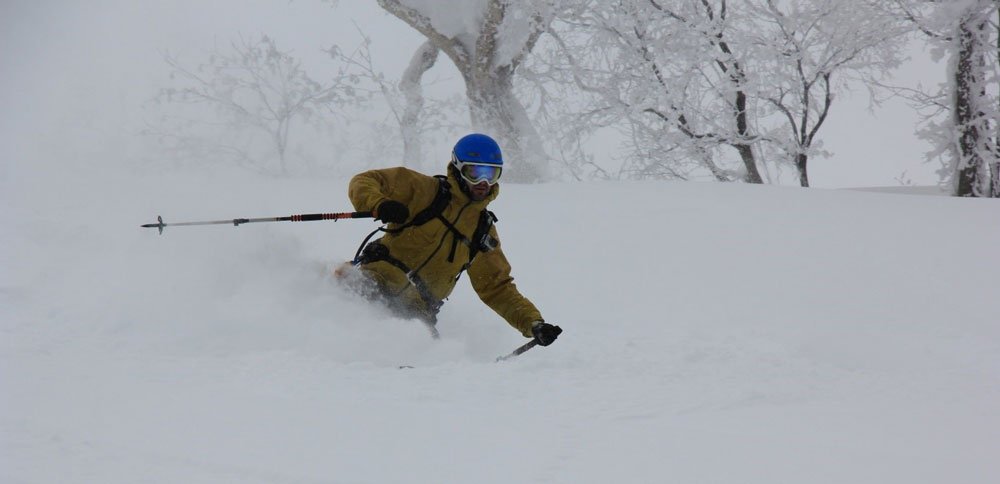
348, 166, 542, 337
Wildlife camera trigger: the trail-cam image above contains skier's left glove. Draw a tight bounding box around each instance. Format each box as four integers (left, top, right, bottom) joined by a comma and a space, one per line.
531, 321, 562, 346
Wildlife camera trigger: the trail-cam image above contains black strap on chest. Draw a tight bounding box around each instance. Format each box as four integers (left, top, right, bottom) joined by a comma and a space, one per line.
352, 176, 451, 264
351, 175, 499, 308
350, 175, 455, 313
469, 210, 499, 261
354, 240, 443, 314
454, 210, 498, 280
384, 175, 452, 234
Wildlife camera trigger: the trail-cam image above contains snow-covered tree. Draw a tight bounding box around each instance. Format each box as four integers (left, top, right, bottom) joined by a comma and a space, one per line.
526, 0, 768, 182
325, 33, 466, 170
524, 0, 907, 186
748, 0, 907, 187
889, 0, 999, 197
150, 35, 360, 175
376, 0, 559, 181
399, 41, 441, 165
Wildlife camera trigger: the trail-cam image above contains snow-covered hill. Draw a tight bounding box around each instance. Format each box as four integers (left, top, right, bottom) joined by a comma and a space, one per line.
3, 167, 999, 483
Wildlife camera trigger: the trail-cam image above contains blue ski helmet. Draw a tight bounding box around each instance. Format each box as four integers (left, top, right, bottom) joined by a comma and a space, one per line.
451, 133, 503, 186
452, 133, 503, 166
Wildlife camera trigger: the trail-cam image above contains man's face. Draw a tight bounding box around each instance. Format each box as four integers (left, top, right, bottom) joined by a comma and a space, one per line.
469, 180, 492, 201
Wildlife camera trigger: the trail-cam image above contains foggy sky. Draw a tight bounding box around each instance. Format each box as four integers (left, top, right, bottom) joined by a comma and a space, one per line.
1, 0, 944, 188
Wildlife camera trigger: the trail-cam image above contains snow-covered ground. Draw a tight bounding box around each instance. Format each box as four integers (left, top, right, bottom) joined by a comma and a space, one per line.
3, 162, 998, 483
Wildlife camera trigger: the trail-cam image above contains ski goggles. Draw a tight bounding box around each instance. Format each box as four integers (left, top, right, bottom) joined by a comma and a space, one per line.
455, 159, 502, 186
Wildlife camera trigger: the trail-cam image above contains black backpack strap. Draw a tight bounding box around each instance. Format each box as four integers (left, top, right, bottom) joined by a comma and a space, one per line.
351, 176, 499, 307
353, 175, 452, 264
439, 215, 470, 263
352, 226, 384, 264
470, 210, 499, 258
439, 209, 497, 264
352, 240, 443, 314
453, 210, 499, 282
383, 175, 451, 234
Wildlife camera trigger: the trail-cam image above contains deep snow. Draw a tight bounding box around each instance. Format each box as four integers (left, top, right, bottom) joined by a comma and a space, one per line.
2, 165, 999, 483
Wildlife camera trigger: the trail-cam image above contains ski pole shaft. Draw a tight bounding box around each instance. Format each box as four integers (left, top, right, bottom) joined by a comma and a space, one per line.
141, 211, 373, 234
496, 340, 539, 362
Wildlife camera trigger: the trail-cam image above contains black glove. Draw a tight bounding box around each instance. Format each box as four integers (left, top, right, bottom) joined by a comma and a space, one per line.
531, 321, 563, 346
375, 200, 409, 224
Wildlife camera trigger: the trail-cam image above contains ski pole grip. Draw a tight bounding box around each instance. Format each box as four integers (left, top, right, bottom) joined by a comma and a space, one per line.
289, 211, 373, 222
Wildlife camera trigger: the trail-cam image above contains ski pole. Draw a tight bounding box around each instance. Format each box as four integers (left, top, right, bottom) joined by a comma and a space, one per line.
496, 340, 539, 362
141, 211, 373, 235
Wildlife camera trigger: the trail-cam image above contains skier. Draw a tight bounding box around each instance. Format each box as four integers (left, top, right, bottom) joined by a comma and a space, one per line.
339, 133, 562, 347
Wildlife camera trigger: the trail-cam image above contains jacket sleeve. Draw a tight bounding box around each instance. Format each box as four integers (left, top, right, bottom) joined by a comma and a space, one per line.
348, 167, 430, 216
468, 229, 543, 337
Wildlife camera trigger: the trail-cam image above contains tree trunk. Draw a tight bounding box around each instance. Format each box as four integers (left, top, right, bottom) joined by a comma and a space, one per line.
796, 153, 810, 187
464, 71, 545, 182
276, 118, 289, 176
734, 144, 762, 183
995, 9, 1000, 197
992, 159, 1000, 197
953, 12, 988, 197
377, 0, 549, 182
399, 41, 439, 168
733, 87, 763, 184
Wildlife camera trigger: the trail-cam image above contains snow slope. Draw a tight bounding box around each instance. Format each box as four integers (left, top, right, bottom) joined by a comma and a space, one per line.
3, 165, 999, 484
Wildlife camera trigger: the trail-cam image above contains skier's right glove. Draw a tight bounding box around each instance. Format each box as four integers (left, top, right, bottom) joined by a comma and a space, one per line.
375, 200, 409, 224
531, 321, 563, 346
